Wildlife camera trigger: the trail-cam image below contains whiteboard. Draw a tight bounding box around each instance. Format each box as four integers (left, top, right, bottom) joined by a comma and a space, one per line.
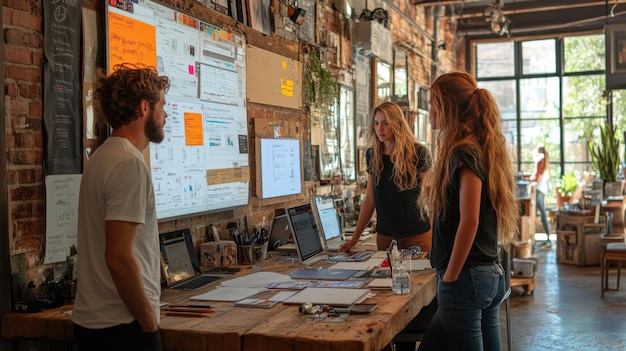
106, 1, 250, 220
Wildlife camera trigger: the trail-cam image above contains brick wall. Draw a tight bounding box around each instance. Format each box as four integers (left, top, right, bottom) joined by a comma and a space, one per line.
4, 0, 47, 290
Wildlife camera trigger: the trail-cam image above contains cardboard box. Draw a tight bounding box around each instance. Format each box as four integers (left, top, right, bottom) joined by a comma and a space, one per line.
201, 241, 237, 268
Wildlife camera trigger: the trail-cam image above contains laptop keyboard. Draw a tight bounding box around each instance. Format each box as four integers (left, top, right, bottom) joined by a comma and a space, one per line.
173, 275, 223, 290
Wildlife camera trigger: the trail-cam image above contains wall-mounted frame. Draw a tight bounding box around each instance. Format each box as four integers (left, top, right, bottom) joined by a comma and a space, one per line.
605, 23, 626, 89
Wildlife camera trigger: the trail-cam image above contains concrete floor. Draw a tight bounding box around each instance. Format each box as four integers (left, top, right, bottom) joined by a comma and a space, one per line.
502, 241, 626, 351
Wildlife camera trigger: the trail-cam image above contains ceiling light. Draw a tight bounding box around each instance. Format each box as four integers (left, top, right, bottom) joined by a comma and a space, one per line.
484, 0, 510, 36
288, 6, 306, 25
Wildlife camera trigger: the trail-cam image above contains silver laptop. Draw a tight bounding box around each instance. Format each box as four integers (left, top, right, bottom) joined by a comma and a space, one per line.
285, 203, 328, 265
159, 229, 228, 290
268, 214, 294, 250
312, 196, 343, 251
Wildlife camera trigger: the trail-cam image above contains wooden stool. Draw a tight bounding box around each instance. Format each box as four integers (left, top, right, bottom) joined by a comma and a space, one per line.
601, 242, 626, 297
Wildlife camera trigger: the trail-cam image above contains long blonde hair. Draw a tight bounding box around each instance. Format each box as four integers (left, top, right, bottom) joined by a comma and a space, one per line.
367, 102, 423, 191
420, 71, 519, 247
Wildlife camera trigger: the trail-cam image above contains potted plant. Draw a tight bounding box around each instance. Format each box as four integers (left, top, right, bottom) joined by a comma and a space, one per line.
588, 124, 621, 197
556, 172, 579, 207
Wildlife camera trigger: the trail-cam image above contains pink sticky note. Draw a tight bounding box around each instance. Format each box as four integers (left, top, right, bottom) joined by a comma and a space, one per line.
188, 65, 194, 74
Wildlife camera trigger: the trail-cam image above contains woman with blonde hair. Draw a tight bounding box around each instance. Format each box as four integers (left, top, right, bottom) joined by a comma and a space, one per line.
418, 71, 519, 351
340, 101, 432, 253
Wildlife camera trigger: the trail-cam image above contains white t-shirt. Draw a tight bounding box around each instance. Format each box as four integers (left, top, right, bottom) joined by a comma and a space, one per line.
72, 137, 161, 329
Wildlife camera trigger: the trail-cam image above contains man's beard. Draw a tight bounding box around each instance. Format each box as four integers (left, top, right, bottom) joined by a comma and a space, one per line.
145, 110, 164, 143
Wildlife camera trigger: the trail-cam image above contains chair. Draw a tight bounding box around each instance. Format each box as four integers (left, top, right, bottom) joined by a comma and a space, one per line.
601, 242, 626, 298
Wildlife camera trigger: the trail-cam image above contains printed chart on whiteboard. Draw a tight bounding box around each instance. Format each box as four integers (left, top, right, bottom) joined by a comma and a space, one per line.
107, 1, 250, 219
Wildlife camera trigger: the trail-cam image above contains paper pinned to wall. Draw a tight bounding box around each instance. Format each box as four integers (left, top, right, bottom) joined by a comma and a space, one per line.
44, 175, 81, 264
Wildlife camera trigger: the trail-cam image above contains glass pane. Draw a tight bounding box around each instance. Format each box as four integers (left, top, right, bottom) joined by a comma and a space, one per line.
563, 117, 605, 175
520, 77, 560, 119
320, 102, 339, 179
394, 50, 407, 97
339, 87, 355, 181
377, 61, 391, 104
520, 119, 561, 204
478, 80, 516, 120
503, 118, 518, 172
522, 39, 556, 75
564, 34, 605, 73
613, 90, 626, 139
476, 41, 515, 78
563, 74, 605, 118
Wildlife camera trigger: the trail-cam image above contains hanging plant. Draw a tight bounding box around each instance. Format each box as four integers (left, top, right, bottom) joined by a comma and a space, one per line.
303, 49, 339, 126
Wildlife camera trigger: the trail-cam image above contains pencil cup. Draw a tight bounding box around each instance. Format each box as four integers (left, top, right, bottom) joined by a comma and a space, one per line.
237, 245, 255, 265
254, 241, 268, 261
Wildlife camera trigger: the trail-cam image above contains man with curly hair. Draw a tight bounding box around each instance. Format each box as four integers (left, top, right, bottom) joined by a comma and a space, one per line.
72, 64, 170, 351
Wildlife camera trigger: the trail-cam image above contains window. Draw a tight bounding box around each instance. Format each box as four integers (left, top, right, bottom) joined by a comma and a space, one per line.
521, 39, 556, 75
376, 61, 392, 104
476, 42, 515, 78
564, 35, 605, 73
473, 34, 607, 206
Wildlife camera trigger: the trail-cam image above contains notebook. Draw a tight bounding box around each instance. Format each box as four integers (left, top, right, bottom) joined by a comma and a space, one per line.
312, 196, 344, 251
159, 229, 227, 290
285, 203, 329, 265
282, 287, 371, 307
268, 214, 293, 250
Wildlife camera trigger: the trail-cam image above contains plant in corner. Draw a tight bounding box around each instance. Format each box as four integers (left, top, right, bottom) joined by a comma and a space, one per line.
588, 124, 620, 183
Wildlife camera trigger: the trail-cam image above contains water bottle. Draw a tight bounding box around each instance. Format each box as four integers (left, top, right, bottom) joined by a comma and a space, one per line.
392, 261, 410, 295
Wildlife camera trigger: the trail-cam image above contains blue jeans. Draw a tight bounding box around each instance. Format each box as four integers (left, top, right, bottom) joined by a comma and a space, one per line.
419, 262, 506, 351
536, 190, 551, 238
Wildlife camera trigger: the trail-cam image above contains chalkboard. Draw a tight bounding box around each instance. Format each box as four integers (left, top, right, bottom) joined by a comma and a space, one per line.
106, 0, 250, 220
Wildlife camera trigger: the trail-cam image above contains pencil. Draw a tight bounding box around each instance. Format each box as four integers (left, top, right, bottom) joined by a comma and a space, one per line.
164, 311, 210, 318
168, 304, 211, 308
165, 307, 213, 313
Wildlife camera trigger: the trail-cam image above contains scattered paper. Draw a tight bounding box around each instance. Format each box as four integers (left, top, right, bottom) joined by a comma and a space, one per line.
190, 286, 266, 302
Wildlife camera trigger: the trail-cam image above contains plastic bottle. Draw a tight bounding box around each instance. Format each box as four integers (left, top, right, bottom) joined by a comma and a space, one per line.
392, 260, 410, 294
390, 240, 410, 294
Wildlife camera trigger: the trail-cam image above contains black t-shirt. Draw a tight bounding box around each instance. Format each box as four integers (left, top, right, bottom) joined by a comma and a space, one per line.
366, 143, 432, 238
430, 148, 499, 270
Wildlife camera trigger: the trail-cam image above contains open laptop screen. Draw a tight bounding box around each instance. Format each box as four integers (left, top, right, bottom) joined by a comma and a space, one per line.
159, 229, 201, 286
269, 214, 292, 249
312, 196, 342, 243
286, 203, 325, 262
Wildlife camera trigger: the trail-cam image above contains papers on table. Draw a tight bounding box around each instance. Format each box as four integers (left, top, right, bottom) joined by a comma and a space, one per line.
190, 286, 267, 302
191, 272, 293, 302
410, 259, 432, 271
328, 257, 385, 271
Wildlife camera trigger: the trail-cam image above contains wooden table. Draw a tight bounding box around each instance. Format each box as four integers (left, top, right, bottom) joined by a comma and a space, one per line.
2, 247, 436, 351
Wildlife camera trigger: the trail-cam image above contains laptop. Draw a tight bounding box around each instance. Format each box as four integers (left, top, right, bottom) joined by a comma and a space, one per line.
312, 196, 344, 251
159, 229, 228, 290
285, 203, 329, 265
268, 214, 294, 250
